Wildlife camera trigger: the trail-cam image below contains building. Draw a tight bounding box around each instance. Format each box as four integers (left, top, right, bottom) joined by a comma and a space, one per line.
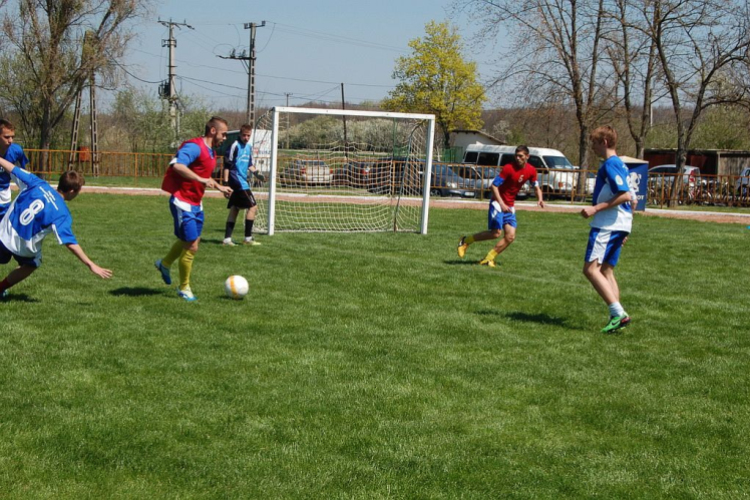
644, 148, 750, 176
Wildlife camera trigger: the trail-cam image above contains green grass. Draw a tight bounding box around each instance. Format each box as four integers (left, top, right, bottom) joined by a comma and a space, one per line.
1, 195, 749, 498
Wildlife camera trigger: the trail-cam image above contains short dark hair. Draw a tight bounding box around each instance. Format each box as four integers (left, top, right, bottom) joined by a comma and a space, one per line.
0, 119, 15, 132
240, 123, 253, 134
58, 170, 85, 193
204, 116, 229, 136
515, 145, 530, 155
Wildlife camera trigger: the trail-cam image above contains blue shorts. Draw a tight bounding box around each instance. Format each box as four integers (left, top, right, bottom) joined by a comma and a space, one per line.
488, 204, 517, 231
0, 203, 9, 221
0, 240, 41, 268
170, 197, 205, 242
585, 228, 629, 266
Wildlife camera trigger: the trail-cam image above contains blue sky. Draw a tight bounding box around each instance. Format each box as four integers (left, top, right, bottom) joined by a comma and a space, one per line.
116, 0, 499, 110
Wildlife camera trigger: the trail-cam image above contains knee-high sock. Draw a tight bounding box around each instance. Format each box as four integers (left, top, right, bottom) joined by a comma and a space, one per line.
162, 240, 184, 268
178, 249, 196, 290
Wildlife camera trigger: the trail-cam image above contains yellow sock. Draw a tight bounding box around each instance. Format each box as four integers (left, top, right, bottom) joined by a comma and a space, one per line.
178, 249, 195, 291
484, 249, 498, 261
465, 235, 475, 245
162, 240, 184, 268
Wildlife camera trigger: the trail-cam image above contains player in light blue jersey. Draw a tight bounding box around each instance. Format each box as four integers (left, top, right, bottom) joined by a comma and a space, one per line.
0, 156, 112, 299
0, 120, 30, 220
581, 126, 635, 333
222, 124, 264, 246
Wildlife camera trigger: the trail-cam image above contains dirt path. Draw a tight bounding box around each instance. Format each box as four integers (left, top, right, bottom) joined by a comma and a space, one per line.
82, 185, 750, 225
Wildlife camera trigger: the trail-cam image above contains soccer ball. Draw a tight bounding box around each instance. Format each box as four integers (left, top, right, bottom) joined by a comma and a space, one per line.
224, 275, 249, 300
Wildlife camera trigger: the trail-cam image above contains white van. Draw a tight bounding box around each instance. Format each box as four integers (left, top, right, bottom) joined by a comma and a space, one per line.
462, 144, 578, 197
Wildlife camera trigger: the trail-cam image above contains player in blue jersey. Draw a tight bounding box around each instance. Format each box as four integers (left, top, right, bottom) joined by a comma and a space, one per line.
0, 120, 30, 220
0, 157, 112, 299
581, 126, 636, 333
222, 124, 264, 246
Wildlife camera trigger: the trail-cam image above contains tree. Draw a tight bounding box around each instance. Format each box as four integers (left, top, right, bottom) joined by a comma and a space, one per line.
604, 0, 658, 159
0, 0, 148, 152
455, 0, 609, 194
637, 0, 750, 204
382, 21, 486, 149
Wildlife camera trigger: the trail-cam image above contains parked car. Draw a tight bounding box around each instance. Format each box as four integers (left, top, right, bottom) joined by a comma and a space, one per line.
430, 163, 477, 198
278, 159, 334, 187
333, 160, 376, 189
450, 164, 499, 198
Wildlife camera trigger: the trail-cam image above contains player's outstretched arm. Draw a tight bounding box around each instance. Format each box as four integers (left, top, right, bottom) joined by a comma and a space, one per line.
534, 185, 545, 208
65, 243, 113, 279
172, 163, 232, 196
0, 156, 16, 174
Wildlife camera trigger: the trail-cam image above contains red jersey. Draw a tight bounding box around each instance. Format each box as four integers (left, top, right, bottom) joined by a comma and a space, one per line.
492, 163, 538, 207
161, 138, 216, 205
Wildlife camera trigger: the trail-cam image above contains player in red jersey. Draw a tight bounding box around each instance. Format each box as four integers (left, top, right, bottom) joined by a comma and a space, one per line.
457, 145, 545, 267
154, 116, 233, 301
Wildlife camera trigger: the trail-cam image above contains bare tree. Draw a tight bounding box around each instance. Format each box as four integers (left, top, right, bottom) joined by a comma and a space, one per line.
0, 0, 148, 152
636, 0, 750, 204
455, 0, 612, 178
604, 0, 659, 158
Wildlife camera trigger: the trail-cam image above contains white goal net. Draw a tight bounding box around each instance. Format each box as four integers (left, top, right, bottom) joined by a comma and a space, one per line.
249, 107, 435, 235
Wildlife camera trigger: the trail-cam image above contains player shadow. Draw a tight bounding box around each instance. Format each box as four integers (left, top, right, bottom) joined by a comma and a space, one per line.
1, 293, 39, 303
202, 237, 228, 246
109, 287, 164, 297
477, 309, 568, 327
444, 259, 482, 266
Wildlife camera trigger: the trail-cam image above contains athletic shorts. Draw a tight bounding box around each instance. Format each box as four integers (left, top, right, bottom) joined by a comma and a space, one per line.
585, 228, 629, 266
0, 240, 41, 268
227, 189, 257, 210
488, 202, 517, 231
170, 196, 204, 242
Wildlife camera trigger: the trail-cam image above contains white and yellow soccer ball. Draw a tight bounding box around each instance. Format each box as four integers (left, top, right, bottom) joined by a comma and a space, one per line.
224, 275, 249, 300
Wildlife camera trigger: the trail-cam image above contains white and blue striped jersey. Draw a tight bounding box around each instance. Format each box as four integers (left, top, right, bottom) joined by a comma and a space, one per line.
0, 168, 77, 259
224, 140, 253, 191
0, 144, 29, 206
590, 155, 635, 232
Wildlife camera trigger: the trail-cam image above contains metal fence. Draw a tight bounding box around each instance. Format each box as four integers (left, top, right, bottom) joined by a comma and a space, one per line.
20, 149, 750, 208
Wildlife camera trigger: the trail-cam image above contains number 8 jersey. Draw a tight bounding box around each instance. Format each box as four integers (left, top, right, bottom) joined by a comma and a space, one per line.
0, 168, 77, 260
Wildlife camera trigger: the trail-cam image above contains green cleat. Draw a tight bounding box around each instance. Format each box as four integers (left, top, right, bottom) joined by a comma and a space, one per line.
457, 236, 468, 258
601, 314, 631, 333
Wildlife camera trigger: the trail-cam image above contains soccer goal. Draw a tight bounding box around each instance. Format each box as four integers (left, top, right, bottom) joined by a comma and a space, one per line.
250, 107, 436, 235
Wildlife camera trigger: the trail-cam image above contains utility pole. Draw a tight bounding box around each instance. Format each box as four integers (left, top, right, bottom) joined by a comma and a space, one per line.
159, 19, 193, 140
220, 21, 265, 127
68, 31, 99, 175
285, 93, 292, 149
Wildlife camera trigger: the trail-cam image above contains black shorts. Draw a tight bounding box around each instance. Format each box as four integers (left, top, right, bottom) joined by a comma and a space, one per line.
227, 189, 257, 209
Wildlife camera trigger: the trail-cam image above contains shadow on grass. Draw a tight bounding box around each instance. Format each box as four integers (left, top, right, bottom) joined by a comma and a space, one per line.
109, 287, 164, 297
477, 309, 568, 327
444, 259, 484, 266
1, 293, 39, 303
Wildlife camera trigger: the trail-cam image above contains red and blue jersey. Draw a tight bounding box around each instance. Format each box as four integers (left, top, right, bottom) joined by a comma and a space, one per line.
491, 163, 538, 207
161, 138, 216, 206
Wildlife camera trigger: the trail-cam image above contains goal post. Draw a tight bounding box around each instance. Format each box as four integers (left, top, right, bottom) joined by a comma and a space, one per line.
251, 106, 436, 235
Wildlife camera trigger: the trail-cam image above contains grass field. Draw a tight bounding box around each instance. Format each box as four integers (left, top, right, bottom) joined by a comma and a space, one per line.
1, 194, 749, 498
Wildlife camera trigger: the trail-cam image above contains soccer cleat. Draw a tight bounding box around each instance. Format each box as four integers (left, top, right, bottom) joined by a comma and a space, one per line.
154, 259, 171, 285
222, 238, 236, 247
177, 287, 197, 302
601, 314, 631, 333
243, 237, 261, 246
478, 258, 496, 268
457, 236, 468, 258
0, 290, 8, 300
